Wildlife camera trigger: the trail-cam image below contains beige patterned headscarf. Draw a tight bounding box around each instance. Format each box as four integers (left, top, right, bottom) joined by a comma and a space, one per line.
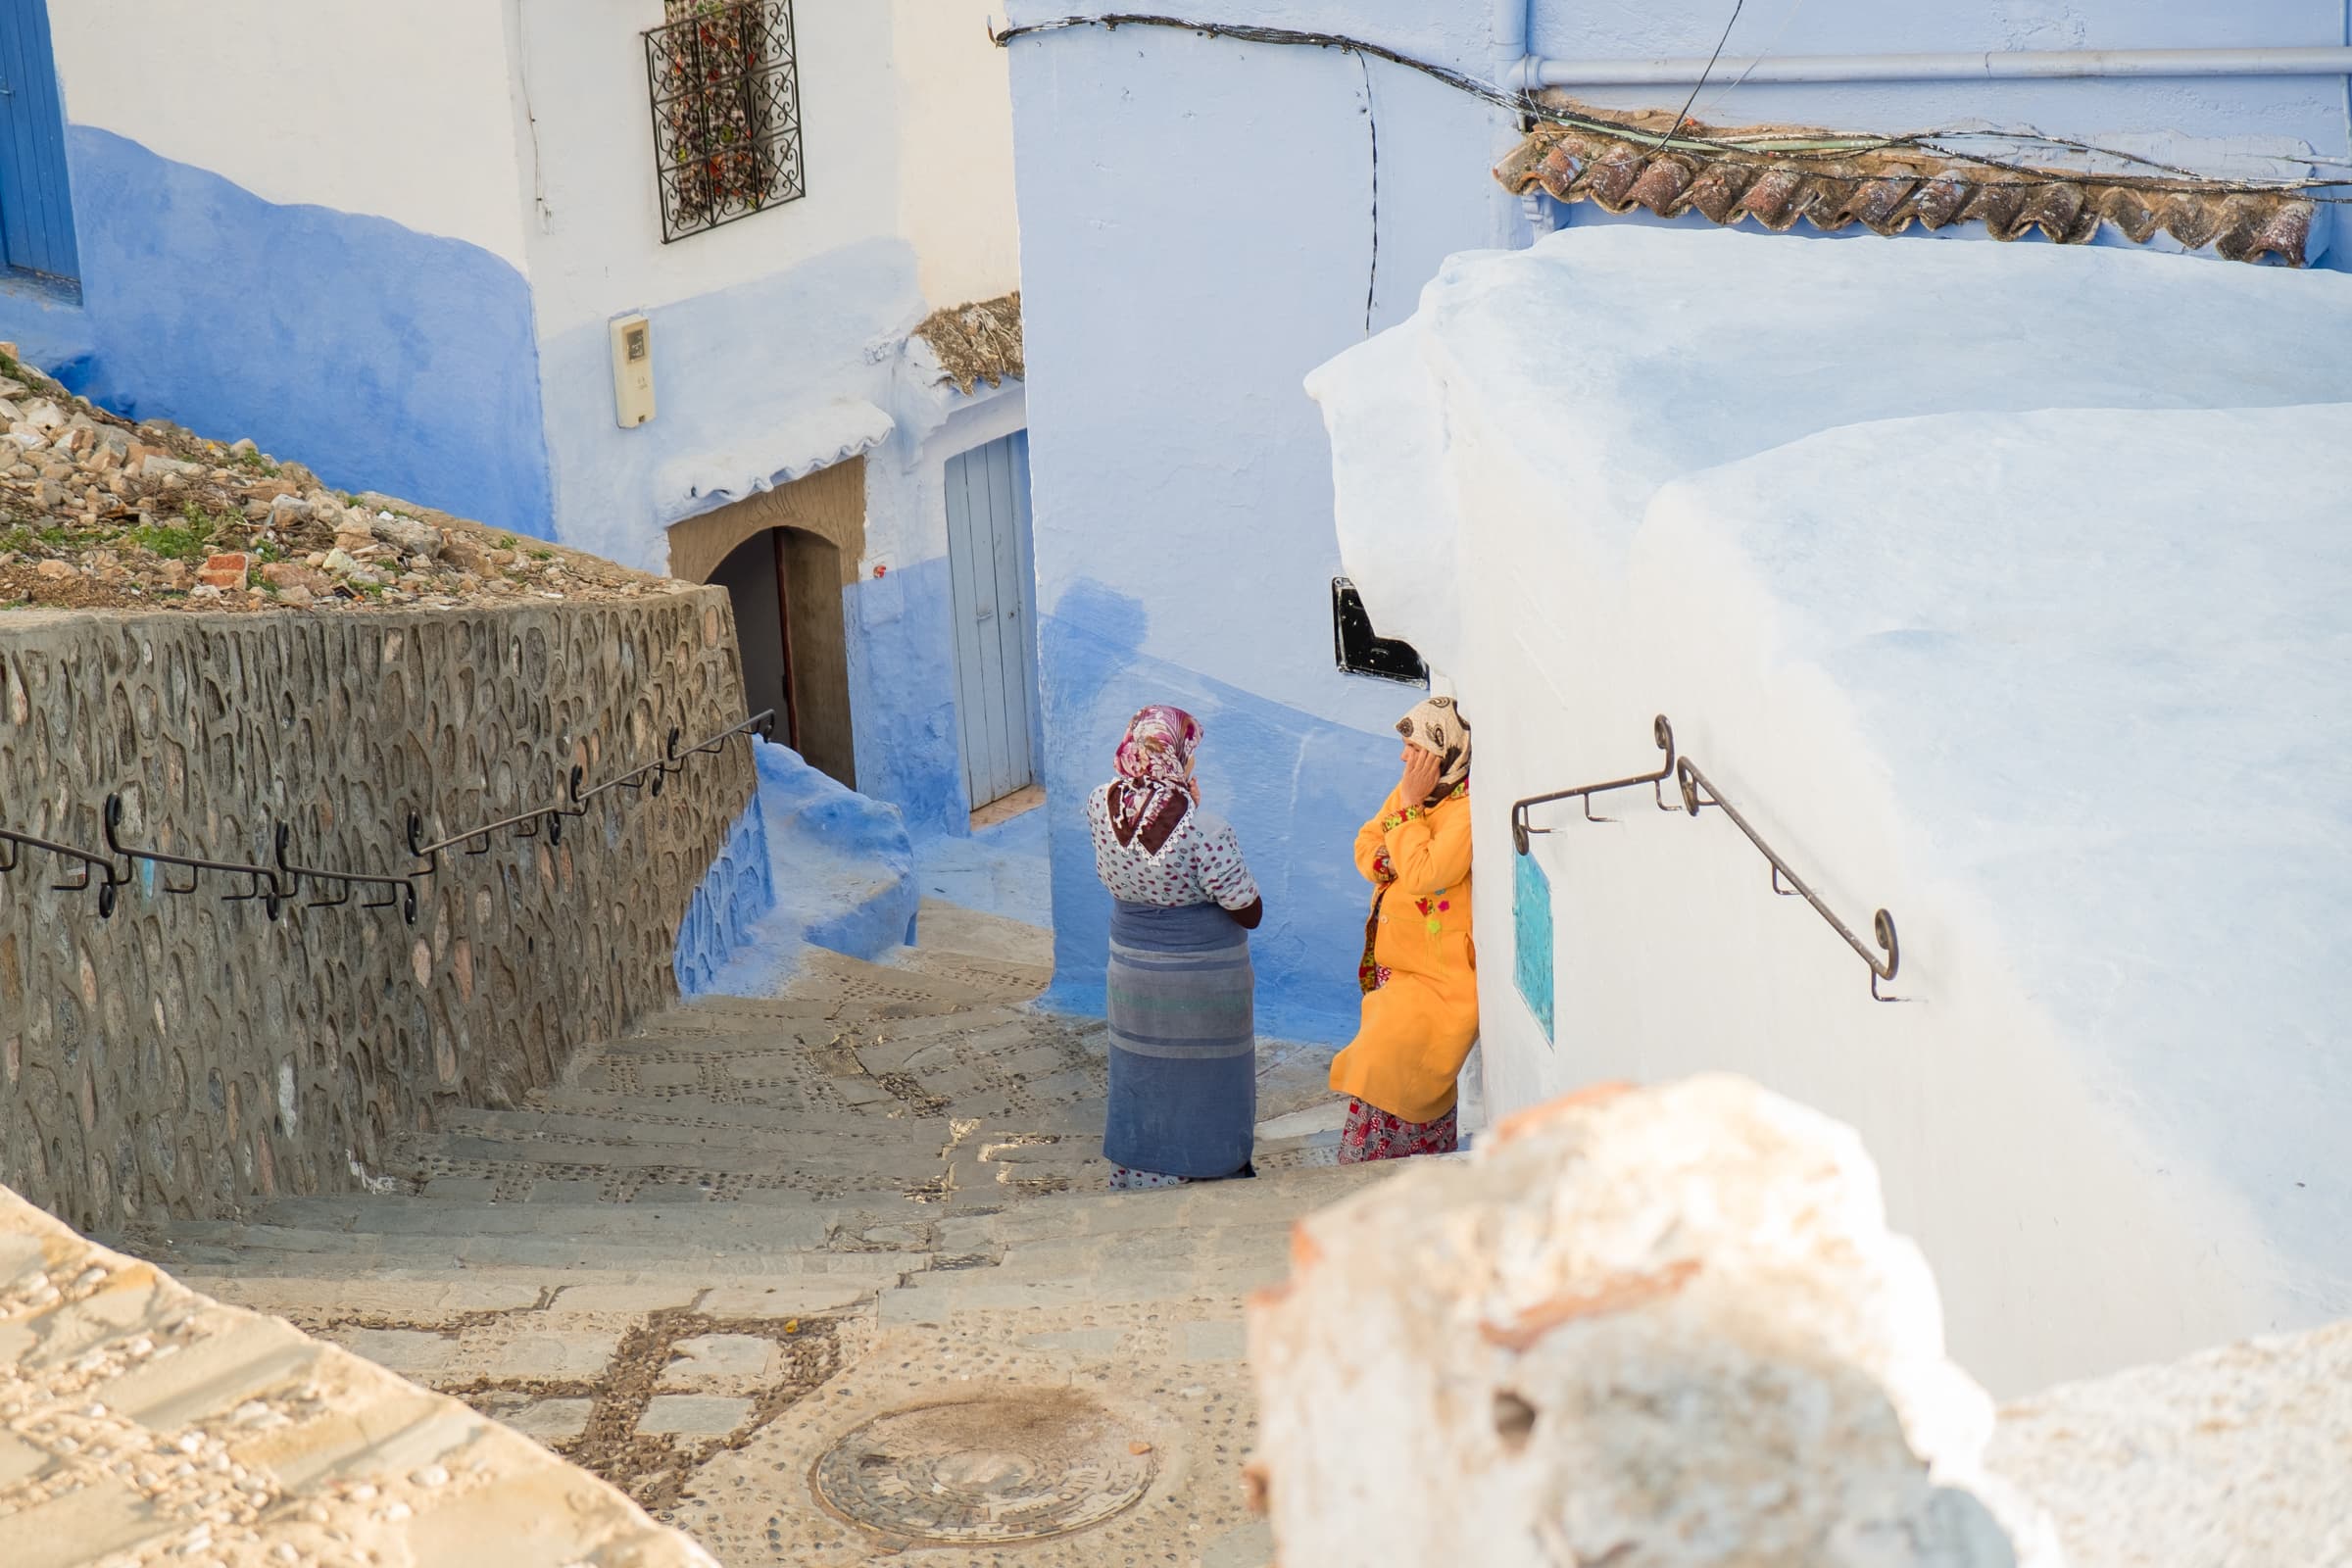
1396, 696, 1471, 802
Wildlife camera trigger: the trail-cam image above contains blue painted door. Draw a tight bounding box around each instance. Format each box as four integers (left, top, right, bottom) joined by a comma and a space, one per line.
0, 0, 77, 283
945, 431, 1040, 810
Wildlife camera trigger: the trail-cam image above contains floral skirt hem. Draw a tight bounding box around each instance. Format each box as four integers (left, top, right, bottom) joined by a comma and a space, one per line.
1337, 1100, 1458, 1164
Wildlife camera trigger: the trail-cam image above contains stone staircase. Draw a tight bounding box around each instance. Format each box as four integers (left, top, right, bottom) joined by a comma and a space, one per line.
109, 902, 1394, 1567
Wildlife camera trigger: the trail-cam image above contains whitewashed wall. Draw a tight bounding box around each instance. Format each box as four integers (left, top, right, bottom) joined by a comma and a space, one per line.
509, 0, 1023, 562
1314, 224, 2352, 1397
49, 0, 533, 268
893, 0, 1022, 308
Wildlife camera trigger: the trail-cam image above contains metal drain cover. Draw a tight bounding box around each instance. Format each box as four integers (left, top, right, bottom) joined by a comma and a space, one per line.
812, 1393, 1155, 1544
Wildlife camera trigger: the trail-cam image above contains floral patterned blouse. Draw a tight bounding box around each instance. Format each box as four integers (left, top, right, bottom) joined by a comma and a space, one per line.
1088, 784, 1261, 910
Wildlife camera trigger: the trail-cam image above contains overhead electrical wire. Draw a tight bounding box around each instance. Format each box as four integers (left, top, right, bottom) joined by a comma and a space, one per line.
1650, 0, 1746, 153
990, 12, 2352, 199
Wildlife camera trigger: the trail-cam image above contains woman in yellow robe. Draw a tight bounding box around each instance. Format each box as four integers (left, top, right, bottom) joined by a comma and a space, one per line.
1329, 696, 1477, 1162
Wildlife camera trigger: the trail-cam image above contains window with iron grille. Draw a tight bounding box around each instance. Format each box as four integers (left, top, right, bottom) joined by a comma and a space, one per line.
643, 0, 806, 244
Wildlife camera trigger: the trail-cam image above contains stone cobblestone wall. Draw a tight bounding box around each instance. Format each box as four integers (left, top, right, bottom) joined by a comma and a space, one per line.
0, 594, 756, 1233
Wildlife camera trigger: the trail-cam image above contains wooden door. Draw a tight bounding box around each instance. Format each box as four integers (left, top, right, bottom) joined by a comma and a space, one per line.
945, 432, 1039, 810
0, 0, 80, 284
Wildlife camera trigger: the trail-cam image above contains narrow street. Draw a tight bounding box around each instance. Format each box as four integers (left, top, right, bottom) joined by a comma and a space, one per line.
120, 900, 1391, 1566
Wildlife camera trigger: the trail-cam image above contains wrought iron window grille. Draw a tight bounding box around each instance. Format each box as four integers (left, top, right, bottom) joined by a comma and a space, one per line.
644, 0, 806, 244
1332, 578, 1429, 686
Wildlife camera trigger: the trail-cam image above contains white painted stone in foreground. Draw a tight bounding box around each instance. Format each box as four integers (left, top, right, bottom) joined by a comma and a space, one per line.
0, 1185, 716, 1568
1247, 1076, 2062, 1568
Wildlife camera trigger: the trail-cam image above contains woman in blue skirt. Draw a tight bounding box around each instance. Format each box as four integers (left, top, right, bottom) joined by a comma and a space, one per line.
1086, 705, 1264, 1190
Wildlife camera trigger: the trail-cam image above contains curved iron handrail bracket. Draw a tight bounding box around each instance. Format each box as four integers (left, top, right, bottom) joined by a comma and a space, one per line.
1509, 715, 1679, 854
273, 825, 419, 926
0, 816, 130, 918
104, 795, 286, 920
1674, 757, 1901, 1002
408, 710, 776, 876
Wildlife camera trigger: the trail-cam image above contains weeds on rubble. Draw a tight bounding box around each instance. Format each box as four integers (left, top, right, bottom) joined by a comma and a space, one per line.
1, 522, 74, 554
123, 501, 239, 562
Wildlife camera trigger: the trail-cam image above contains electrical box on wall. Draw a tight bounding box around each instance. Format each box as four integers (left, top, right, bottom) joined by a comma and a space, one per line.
611, 314, 656, 427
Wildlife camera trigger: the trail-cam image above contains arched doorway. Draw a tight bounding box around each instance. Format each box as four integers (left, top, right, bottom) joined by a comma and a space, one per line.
668, 459, 864, 789
706, 526, 856, 786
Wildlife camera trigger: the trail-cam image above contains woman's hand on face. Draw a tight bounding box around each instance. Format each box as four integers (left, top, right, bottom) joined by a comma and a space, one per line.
1399, 746, 1443, 807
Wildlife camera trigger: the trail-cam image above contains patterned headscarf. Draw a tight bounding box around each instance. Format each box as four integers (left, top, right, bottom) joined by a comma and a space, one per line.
1396, 695, 1471, 804
1109, 705, 1202, 850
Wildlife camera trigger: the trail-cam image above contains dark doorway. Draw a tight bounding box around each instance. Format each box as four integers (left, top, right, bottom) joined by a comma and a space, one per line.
709, 525, 857, 788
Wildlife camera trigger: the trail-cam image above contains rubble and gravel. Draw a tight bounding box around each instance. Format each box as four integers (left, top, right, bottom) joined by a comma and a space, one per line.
0, 342, 676, 614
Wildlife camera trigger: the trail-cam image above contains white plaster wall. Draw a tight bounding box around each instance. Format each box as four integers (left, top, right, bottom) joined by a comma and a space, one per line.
1312, 225, 2352, 1396
47, 0, 533, 269
510, 0, 909, 340
893, 0, 1022, 307
1446, 412, 2280, 1399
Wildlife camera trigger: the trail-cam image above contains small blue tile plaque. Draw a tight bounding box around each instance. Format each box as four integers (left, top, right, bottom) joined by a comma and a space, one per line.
1513, 850, 1555, 1045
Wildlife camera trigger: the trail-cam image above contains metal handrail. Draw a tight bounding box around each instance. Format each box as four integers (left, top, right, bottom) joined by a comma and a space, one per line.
105, 795, 287, 919
0, 818, 130, 917
2, 709, 774, 923
407, 710, 774, 874
274, 824, 418, 924
1675, 757, 1901, 1002
1509, 714, 1679, 853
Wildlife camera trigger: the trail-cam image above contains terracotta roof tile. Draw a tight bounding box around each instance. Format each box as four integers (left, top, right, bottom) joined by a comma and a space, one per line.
1496, 108, 2317, 267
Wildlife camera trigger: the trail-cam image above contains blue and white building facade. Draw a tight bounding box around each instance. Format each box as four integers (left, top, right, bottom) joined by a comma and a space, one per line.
1005, 0, 2352, 1386
0, 0, 1037, 837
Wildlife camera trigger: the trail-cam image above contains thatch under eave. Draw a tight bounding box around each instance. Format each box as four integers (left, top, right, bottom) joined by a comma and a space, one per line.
911, 292, 1025, 396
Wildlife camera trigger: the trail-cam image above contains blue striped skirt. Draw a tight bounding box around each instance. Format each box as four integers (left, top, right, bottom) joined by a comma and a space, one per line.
1102, 899, 1256, 1180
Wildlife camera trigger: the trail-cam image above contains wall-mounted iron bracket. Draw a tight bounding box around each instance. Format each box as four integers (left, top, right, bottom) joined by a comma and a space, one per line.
1509, 714, 1678, 854
273, 824, 418, 925
1675, 757, 1901, 1002
105, 795, 284, 920
409, 710, 775, 876
1, 813, 129, 918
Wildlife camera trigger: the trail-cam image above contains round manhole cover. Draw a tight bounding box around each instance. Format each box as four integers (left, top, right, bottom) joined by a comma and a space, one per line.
812, 1392, 1155, 1544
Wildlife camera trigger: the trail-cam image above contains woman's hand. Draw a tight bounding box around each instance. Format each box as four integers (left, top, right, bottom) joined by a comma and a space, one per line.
1399, 746, 1443, 808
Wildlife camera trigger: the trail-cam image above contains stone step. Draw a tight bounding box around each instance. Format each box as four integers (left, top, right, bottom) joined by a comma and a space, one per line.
172, 1267, 891, 1335
433, 1103, 958, 1155
518, 1084, 1111, 1145
933, 1161, 1400, 1246
135, 1220, 923, 1277
781, 949, 1007, 1017
394, 1129, 918, 1179
883, 945, 1054, 1004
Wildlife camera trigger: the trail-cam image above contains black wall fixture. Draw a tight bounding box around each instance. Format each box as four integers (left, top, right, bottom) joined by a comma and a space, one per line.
1332, 578, 1428, 686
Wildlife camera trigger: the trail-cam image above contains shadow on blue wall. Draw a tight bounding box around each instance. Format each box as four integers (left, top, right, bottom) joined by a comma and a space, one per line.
847, 557, 970, 841
1039, 579, 1403, 1045
0, 128, 553, 533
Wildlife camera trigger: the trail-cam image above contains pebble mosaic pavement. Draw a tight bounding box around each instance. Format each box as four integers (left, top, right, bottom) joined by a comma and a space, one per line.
107, 902, 1390, 1566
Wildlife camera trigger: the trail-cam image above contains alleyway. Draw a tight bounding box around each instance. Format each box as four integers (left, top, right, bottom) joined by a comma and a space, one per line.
115, 899, 1387, 1566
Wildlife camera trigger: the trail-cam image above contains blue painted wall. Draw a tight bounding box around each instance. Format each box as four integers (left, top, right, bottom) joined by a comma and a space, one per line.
0, 128, 554, 533
846, 558, 971, 840
1039, 580, 1406, 1046
674, 788, 780, 997
1007, 1, 1517, 1042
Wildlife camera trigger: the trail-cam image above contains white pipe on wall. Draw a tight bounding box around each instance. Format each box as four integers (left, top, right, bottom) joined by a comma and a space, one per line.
1529, 45, 2352, 88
